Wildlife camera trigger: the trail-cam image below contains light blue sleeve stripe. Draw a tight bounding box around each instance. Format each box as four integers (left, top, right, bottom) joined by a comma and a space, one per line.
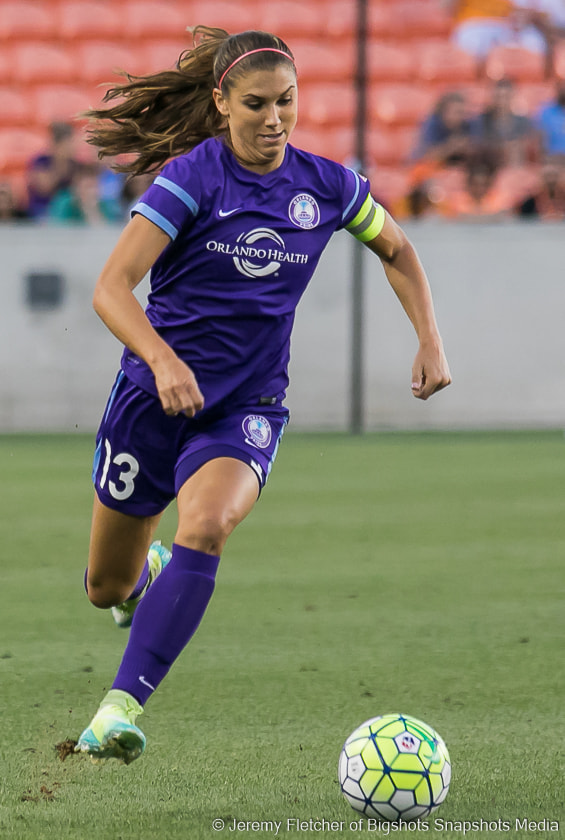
154, 175, 199, 216
132, 202, 178, 240
341, 169, 361, 223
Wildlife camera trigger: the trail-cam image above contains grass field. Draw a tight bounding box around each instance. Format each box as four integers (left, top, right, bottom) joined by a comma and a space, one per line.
0, 431, 563, 840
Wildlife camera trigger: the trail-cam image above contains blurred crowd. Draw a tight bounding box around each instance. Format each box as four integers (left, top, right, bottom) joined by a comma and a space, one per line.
2, 0, 565, 226
389, 76, 565, 221
0, 121, 153, 224
384, 0, 565, 221
445, 0, 565, 60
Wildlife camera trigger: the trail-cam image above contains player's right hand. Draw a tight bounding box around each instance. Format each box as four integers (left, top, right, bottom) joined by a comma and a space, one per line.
152, 355, 205, 418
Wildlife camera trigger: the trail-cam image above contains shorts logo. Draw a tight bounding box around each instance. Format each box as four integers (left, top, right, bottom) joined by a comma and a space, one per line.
289, 193, 320, 229
242, 415, 272, 449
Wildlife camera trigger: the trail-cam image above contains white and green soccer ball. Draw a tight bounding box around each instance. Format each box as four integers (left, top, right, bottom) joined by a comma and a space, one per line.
338, 713, 451, 823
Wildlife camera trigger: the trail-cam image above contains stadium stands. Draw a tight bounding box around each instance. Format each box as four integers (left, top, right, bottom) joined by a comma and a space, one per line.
0, 1, 56, 40
485, 45, 547, 83
0, 0, 563, 213
57, 1, 123, 41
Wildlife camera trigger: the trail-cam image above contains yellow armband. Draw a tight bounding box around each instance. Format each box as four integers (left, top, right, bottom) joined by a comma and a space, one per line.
345, 194, 386, 242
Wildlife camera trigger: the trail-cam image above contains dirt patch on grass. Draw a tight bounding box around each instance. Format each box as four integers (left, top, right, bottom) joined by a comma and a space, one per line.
54, 739, 78, 762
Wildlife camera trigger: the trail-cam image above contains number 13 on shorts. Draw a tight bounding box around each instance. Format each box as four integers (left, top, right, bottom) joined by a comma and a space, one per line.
97, 437, 140, 501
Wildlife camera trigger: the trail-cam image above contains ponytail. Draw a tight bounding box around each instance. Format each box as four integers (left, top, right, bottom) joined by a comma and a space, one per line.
83, 26, 294, 176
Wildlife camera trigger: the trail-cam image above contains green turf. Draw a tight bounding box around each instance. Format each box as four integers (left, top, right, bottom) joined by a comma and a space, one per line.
0, 431, 563, 840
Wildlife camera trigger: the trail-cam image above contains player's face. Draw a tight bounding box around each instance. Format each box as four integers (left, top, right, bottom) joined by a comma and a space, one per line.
214, 65, 297, 174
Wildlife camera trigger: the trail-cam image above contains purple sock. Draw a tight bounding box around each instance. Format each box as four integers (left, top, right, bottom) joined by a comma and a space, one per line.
129, 561, 150, 600
112, 544, 220, 705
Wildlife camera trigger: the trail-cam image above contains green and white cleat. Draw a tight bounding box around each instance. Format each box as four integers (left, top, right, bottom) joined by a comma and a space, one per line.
77, 689, 145, 765
111, 540, 171, 628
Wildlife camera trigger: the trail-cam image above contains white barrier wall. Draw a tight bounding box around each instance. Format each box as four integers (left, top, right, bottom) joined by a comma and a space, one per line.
0, 222, 563, 432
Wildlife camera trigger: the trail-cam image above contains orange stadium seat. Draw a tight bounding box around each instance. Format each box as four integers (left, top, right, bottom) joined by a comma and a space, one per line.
552, 41, 565, 80
188, 1, 262, 33
366, 126, 418, 166
298, 82, 356, 126
414, 42, 478, 84
426, 167, 466, 203
292, 40, 355, 82
12, 43, 76, 85
75, 42, 146, 84
368, 42, 415, 82
57, 1, 123, 41
141, 41, 191, 74
324, 0, 357, 39
0, 87, 34, 126
368, 4, 397, 40
5, 171, 29, 206
485, 46, 546, 83
492, 164, 540, 205
123, 1, 190, 39
394, 1, 453, 40
260, 2, 323, 39
0, 128, 47, 174
290, 126, 354, 162
513, 82, 555, 116
367, 166, 411, 208
31, 85, 95, 126
0, 48, 11, 84
0, 1, 56, 40
369, 84, 437, 128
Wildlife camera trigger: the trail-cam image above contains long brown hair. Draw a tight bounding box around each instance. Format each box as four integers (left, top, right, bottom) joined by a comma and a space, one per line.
83, 26, 295, 176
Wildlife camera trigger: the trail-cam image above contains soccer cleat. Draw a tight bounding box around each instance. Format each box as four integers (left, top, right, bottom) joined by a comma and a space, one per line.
111, 540, 171, 628
77, 689, 145, 765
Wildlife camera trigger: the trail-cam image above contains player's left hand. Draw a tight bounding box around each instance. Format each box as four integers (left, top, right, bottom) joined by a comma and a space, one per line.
411, 341, 452, 400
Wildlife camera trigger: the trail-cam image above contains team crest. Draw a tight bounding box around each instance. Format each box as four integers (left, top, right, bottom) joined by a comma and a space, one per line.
242, 415, 272, 449
289, 193, 320, 229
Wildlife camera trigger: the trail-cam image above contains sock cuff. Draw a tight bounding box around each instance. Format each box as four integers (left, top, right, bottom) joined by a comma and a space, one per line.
171, 543, 220, 578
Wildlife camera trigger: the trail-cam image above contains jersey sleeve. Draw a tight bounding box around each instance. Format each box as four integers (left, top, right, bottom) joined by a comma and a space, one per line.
130, 155, 201, 241
338, 166, 385, 242
337, 166, 371, 229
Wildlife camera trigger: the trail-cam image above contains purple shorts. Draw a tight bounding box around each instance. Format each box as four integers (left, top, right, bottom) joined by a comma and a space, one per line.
92, 371, 289, 517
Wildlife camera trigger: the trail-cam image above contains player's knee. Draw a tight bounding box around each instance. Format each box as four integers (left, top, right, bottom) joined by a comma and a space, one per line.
177, 506, 238, 555
85, 577, 131, 609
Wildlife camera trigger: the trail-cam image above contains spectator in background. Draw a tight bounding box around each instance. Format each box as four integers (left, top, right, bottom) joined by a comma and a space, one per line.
48, 162, 124, 224
512, 0, 565, 56
439, 155, 513, 220
471, 78, 540, 165
516, 155, 565, 218
443, 0, 562, 57
120, 172, 155, 214
26, 121, 80, 220
537, 79, 565, 156
0, 181, 28, 221
411, 91, 474, 168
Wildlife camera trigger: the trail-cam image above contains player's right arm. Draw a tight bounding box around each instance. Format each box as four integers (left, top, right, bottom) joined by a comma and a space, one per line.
92, 213, 204, 417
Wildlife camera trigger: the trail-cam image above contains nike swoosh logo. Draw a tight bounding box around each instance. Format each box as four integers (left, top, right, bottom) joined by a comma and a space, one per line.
139, 675, 155, 690
218, 208, 241, 217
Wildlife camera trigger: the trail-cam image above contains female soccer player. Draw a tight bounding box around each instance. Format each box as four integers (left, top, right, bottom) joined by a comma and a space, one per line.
77, 27, 451, 764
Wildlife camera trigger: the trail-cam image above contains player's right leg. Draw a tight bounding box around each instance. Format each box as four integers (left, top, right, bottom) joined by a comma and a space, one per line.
80, 370, 179, 763
79, 498, 164, 763
85, 495, 163, 610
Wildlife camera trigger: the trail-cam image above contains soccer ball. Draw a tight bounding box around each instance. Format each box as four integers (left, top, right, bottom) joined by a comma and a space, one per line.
338, 713, 451, 822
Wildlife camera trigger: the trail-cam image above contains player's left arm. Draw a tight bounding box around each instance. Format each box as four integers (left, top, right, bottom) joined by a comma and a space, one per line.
353, 202, 451, 400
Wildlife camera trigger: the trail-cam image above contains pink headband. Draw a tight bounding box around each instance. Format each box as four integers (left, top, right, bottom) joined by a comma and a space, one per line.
218, 48, 294, 89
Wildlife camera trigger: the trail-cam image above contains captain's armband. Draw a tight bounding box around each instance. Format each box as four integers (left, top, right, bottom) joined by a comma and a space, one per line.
345, 194, 386, 242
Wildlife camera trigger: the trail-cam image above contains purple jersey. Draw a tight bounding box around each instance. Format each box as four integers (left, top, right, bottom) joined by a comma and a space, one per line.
123, 137, 370, 412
